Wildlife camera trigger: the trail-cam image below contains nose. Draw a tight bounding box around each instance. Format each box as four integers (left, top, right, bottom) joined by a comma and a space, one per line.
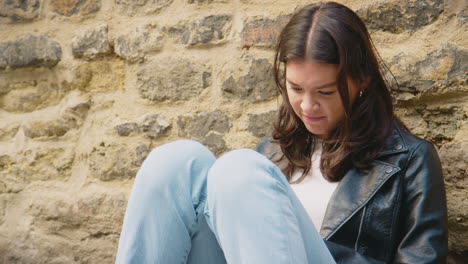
300, 93, 319, 114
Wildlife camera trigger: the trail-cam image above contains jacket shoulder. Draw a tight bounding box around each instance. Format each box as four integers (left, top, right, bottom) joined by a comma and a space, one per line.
382, 125, 437, 158
255, 137, 281, 159
255, 137, 289, 171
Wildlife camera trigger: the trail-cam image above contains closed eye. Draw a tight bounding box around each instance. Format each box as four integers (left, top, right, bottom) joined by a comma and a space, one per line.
289, 86, 303, 91
319, 91, 335, 95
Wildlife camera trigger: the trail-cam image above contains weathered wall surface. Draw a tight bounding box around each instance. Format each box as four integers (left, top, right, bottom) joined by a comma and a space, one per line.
0, 0, 466, 263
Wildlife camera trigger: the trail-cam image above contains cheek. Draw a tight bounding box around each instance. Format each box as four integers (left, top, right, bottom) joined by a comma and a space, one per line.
327, 101, 346, 122
287, 94, 301, 113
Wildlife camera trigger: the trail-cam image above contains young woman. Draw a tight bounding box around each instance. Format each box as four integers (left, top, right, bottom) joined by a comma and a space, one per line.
115, 2, 448, 263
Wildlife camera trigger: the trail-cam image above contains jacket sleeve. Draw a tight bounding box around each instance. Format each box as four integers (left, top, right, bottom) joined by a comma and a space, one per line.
394, 140, 448, 263
255, 137, 269, 153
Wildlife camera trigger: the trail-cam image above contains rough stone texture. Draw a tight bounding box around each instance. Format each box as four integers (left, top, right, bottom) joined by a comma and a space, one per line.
179, 15, 232, 46
0, 79, 70, 113
30, 192, 127, 239
440, 142, 468, 254
0, 0, 466, 262
0, 148, 75, 194
457, 6, 468, 25
50, 0, 101, 17
0, 79, 35, 95
0, 191, 126, 263
66, 59, 125, 92
439, 142, 468, 182
115, 0, 174, 16
23, 101, 91, 139
0, 34, 62, 69
357, 0, 444, 33
0, 0, 41, 22
89, 142, 150, 181
0, 196, 6, 225
114, 24, 163, 62
72, 24, 112, 60
188, 0, 229, 3
177, 110, 231, 155
248, 110, 277, 138
137, 58, 211, 102
242, 15, 291, 48
389, 45, 468, 102
420, 105, 466, 144
221, 57, 276, 102
0, 124, 20, 141
114, 123, 138, 137
114, 114, 171, 138
397, 104, 466, 145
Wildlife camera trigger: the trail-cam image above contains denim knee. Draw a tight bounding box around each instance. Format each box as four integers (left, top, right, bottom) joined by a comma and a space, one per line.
135, 139, 216, 195
207, 148, 286, 198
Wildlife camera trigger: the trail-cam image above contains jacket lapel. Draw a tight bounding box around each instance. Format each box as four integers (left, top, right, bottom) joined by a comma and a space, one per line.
320, 126, 408, 239
320, 160, 401, 239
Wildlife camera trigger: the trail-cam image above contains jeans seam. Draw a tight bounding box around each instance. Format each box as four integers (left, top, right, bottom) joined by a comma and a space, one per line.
276, 181, 295, 264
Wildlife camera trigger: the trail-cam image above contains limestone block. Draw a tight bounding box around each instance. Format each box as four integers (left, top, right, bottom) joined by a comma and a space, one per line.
30, 192, 127, 238
114, 114, 171, 139
114, 123, 139, 137
0, 0, 41, 22
115, 0, 174, 16
68, 59, 125, 92
114, 24, 163, 62
0, 155, 22, 194
0, 34, 62, 69
0, 80, 35, 95
241, 14, 291, 48
221, 57, 276, 102
248, 110, 277, 138
388, 45, 468, 101
457, 6, 468, 25
203, 133, 227, 156
177, 110, 230, 138
23, 101, 91, 138
188, 0, 229, 3
89, 142, 150, 181
357, 0, 444, 33
180, 15, 232, 46
446, 184, 468, 256
50, 0, 101, 16
440, 142, 468, 255
0, 124, 20, 141
137, 58, 211, 102
0, 148, 75, 194
399, 104, 466, 144
5, 191, 127, 263
439, 142, 468, 182
0, 79, 69, 113
0, 231, 76, 264
177, 110, 231, 155
0, 197, 6, 225
72, 24, 112, 60
422, 105, 466, 142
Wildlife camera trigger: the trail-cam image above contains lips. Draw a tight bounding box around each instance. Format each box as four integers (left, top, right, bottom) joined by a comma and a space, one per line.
303, 115, 325, 122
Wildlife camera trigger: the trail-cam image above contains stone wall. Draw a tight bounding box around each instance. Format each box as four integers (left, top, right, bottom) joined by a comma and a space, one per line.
0, 0, 466, 263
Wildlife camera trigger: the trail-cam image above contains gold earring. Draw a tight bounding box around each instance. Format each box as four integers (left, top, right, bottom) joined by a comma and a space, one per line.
359, 91, 363, 97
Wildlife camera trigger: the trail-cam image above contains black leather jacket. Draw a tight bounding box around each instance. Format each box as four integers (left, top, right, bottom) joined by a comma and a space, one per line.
256, 125, 448, 263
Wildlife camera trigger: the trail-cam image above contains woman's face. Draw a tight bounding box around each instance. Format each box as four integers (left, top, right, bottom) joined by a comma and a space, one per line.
285, 60, 362, 139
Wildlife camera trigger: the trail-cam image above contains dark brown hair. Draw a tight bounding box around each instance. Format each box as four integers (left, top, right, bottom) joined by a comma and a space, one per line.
273, 1, 407, 182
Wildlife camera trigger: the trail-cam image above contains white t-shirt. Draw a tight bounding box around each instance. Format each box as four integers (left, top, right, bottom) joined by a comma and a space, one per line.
289, 141, 339, 231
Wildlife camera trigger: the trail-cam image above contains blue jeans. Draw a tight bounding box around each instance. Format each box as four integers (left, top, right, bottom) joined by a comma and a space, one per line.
115, 140, 336, 264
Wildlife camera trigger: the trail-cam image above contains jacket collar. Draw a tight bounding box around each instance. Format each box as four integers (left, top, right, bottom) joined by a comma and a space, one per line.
320, 125, 409, 239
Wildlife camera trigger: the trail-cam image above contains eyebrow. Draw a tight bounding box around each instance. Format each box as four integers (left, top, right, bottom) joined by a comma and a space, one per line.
286, 79, 337, 90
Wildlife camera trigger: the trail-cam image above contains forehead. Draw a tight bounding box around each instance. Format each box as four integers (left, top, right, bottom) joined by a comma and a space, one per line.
285, 60, 339, 85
